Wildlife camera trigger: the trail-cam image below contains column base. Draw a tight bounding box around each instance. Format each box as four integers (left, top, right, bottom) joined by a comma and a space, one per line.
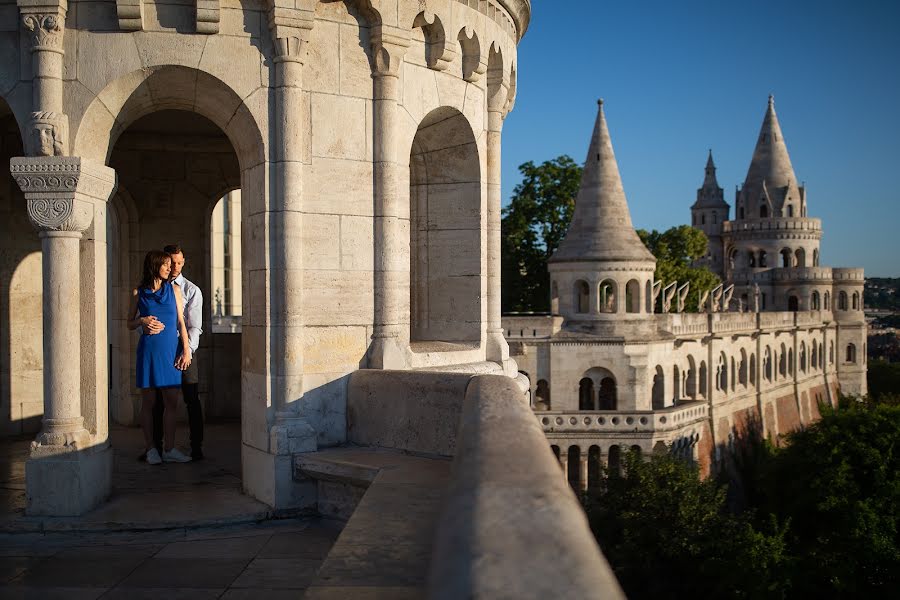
242, 417, 318, 514
486, 329, 517, 376
25, 443, 112, 516
367, 335, 408, 370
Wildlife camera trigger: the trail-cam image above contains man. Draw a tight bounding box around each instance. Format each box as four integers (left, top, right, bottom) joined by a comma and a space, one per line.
144, 244, 205, 460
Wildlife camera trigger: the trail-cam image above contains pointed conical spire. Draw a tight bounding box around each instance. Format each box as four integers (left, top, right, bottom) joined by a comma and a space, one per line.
743, 95, 797, 194
550, 100, 654, 264
693, 149, 728, 209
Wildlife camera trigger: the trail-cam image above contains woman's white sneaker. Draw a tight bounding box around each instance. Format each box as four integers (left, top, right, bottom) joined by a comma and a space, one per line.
162, 447, 192, 463
146, 448, 162, 465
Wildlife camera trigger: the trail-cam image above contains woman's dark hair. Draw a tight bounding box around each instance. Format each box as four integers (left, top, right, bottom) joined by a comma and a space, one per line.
139, 250, 171, 289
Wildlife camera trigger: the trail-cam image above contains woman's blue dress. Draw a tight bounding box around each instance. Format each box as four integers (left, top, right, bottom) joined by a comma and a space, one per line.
135, 282, 182, 389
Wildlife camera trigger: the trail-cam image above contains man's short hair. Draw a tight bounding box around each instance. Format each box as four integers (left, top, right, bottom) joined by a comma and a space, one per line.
163, 244, 183, 256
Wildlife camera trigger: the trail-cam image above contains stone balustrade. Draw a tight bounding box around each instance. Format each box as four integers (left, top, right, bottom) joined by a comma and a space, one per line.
538, 401, 708, 434
668, 312, 708, 335
428, 375, 625, 599
722, 217, 822, 233
711, 312, 758, 334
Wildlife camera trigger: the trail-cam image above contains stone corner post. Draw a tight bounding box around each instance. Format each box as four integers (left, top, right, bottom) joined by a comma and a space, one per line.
486, 61, 514, 375
367, 25, 411, 370
10, 156, 117, 516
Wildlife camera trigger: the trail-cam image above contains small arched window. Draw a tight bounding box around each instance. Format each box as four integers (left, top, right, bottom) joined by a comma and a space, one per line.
852, 292, 860, 311
575, 280, 590, 313
846, 343, 856, 364
838, 291, 848, 311
759, 250, 768, 268
760, 205, 768, 218
811, 291, 820, 310
701, 214, 706, 225
786, 205, 794, 217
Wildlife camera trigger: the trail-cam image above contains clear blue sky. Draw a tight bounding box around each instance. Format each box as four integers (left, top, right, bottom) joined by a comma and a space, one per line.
501, 0, 900, 276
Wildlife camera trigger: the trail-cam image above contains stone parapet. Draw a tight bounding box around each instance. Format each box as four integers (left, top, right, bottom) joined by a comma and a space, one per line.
832, 267, 865, 282
429, 375, 624, 599
723, 217, 821, 234
538, 401, 707, 435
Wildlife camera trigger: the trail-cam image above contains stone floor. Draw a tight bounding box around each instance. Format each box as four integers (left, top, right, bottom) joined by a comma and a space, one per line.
1, 422, 272, 531
0, 516, 343, 599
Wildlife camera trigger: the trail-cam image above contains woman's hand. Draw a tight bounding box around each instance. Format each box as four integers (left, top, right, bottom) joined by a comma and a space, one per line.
141, 315, 165, 335
176, 349, 192, 371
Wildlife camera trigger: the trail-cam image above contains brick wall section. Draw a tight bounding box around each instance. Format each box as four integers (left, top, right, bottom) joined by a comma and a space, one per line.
776, 394, 802, 439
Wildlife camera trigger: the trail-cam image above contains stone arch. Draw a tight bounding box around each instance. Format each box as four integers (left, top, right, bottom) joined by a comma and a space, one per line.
578, 377, 594, 411
412, 10, 455, 70
699, 360, 708, 397
607, 445, 621, 477
830, 341, 835, 364
846, 343, 856, 363
764, 347, 772, 381
780, 247, 793, 268
409, 106, 482, 343
598, 377, 616, 410
838, 291, 848, 311
813, 249, 820, 266
811, 290, 820, 310
566, 445, 580, 489
788, 294, 799, 311
795, 248, 806, 267
1, 97, 43, 436
535, 379, 550, 410
686, 355, 697, 398
824, 291, 830, 310
799, 341, 807, 373
749, 352, 757, 386
574, 280, 590, 313
852, 292, 860, 311
716, 352, 728, 392
730, 356, 736, 391
645, 280, 653, 313
598, 279, 616, 313
739, 349, 748, 386
625, 279, 641, 313
652, 365, 665, 409
673, 364, 681, 402
457, 27, 486, 82
758, 250, 768, 268
811, 341, 818, 371
550, 445, 560, 460
780, 343, 788, 378
587, 445, 601, 490
747, 250, 757, 268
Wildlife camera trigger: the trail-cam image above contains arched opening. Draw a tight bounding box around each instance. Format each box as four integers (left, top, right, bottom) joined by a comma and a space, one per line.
210, 192, 243, 324
607, 445, 621, 477
567, 446, 580, 490
799, 342, 806, 373
652, 366, 665, 409
813, 249, 819, 266
535, 379, 551, 410
575, 280, 590, 313
748, 250, 757, 268
645, 280, 653, 313
588, 446, 601, 490
410, 107, 481, 343
760, 204, 768, 218
598, 377, 617, 410
852, 292, 860, 311
598, 279, 616, 313
786, 204, 794, 217
550, 281, 559, 314
758, 250, 768, 268
811, 291, 820, 310
811, 342, 818, 372
672, 365, 681, 402
846, 343, 856, 363
764, 347, 772, 382
788, 295, 799, 311
625, 279, 640, 313
578, 377, 595, 410
780, 344, 787, 378
781, 248, 793, 268
830, 341, 835, 364
838, 291, 848, 311
686, 356, 697, 398
716, 353, 728, 392
824, 291, 830, 310
551, 445, 560, 460
738, 350, 748, 387
795, 248, 806, 267
749, 353, 757, 386
0, 101, 43, 437
699, 361, 708, 397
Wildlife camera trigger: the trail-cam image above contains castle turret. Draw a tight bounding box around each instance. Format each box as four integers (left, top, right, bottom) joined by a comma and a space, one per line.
548, 100, 656, 336
691, 151, 729, 277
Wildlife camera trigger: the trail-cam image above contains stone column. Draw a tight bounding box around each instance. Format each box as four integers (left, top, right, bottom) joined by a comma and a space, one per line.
486, 71, 512, 372
368, 27, 410, 369
256, 5, 318, 512
10, 156, 117, 516
559, 452, 568, 482
579, 453, 589, 493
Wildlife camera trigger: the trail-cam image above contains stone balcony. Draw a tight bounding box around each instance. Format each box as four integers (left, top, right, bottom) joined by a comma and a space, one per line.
722, 217, 822, 234
538, 400, 708, 435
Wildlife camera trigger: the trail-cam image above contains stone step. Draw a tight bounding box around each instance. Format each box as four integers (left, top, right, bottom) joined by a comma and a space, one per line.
294, 447, 451, 599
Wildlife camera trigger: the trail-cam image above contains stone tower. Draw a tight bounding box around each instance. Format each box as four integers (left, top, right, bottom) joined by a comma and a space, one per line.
548, 100, 656, 337
691, 151, 729, 277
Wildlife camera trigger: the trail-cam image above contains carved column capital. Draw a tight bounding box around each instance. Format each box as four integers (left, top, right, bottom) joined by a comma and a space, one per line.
267, 0, 316, 62
371, 26, 411, 78
18, 1, 66, 52
10, 156, 117, 234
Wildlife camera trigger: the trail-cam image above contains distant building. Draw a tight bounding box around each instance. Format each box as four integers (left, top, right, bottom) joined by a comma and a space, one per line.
504, 98, 867, 490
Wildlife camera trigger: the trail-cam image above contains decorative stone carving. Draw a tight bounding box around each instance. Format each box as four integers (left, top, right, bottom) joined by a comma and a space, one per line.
116, 0, 143, 31
268, 0, 317, 60
676, 281, 690, 313
10, 156, 118, 233
710, 283, 724, 313
698, 289, 710, 313
21, 10, 64, 51
371, 25, 412, 78
721, 284, 735, 312
662, 281, 677, 313
29, 111, 68, 157
413, 11, 455, 71
196, 0, 220, 34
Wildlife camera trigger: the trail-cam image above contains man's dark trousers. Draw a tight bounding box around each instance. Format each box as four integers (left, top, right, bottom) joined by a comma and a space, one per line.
153, 352, 203, 457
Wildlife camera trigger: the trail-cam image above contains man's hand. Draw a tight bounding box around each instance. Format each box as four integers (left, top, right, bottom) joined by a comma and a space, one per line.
141, 316, 165, 335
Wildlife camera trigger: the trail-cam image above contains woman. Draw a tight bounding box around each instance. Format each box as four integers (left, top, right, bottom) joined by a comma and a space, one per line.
127, 250, 193, 464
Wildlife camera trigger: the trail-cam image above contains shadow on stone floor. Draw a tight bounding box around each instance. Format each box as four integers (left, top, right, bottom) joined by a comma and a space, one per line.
1, 422, 273, 531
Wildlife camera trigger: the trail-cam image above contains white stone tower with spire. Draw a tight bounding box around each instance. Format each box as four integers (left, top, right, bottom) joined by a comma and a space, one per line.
548, 100, 657, 337
691, 150, 729, 277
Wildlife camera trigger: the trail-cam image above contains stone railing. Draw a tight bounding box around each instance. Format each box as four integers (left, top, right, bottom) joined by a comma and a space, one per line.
538, 401, 708, 434
502, 313, 559, 338
668, 313, 708, 336
722, 217, 822, 233
711, 312, 758, 334
832, 267, 865, 282
428, 375, 625, 599
759, 312, 796, 329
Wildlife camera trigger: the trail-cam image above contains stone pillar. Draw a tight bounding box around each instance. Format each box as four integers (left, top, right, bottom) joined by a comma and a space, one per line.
253, 4, 318, 512
367, 27, 410, 370
559, 452, 568, 483
10, 156, 117, 516
486, 71, 512, 373
579, 453, 589, 493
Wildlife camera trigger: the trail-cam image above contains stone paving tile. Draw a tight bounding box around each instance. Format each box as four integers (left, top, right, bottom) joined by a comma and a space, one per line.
303, 585, 424, 599
0, 557, 41, 583
222, 589, 306, 599
229, 557, 322, 589
99, 587, 224, 599
258, 527, 340, 560
0, 585, 108, 599
52, 544, 164, 560
314, 544, 430, 587
9, 556, 145, 588
116, 557, 250, 589
155, 534, 270, 559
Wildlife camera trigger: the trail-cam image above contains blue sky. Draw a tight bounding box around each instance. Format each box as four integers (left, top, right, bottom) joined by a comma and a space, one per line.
501, 1, 900, 276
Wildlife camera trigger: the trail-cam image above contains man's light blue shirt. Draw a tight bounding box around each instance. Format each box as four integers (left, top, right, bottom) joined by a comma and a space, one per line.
173, 273, 203, 353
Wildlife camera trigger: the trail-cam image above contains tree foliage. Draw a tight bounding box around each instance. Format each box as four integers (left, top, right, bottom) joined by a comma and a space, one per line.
637, 225, 721, 312
501, 156, 582, 312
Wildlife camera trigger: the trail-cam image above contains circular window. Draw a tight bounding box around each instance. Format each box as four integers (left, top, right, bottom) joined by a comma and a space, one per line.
541, 417, 550, 425
569, 417, 577, 425
612, 417, 620, 425
626, 417, 634, 425
660, 416, 667, 424
639, 417, 648, 425
555, 417, 563, 425
583, 417, 592, 425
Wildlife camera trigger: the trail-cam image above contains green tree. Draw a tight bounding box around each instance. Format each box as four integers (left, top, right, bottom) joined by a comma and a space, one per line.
501, 156, 582, 312
759, 401, 900, 596
637, 225, 721, 312
585, 451, 789, 599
